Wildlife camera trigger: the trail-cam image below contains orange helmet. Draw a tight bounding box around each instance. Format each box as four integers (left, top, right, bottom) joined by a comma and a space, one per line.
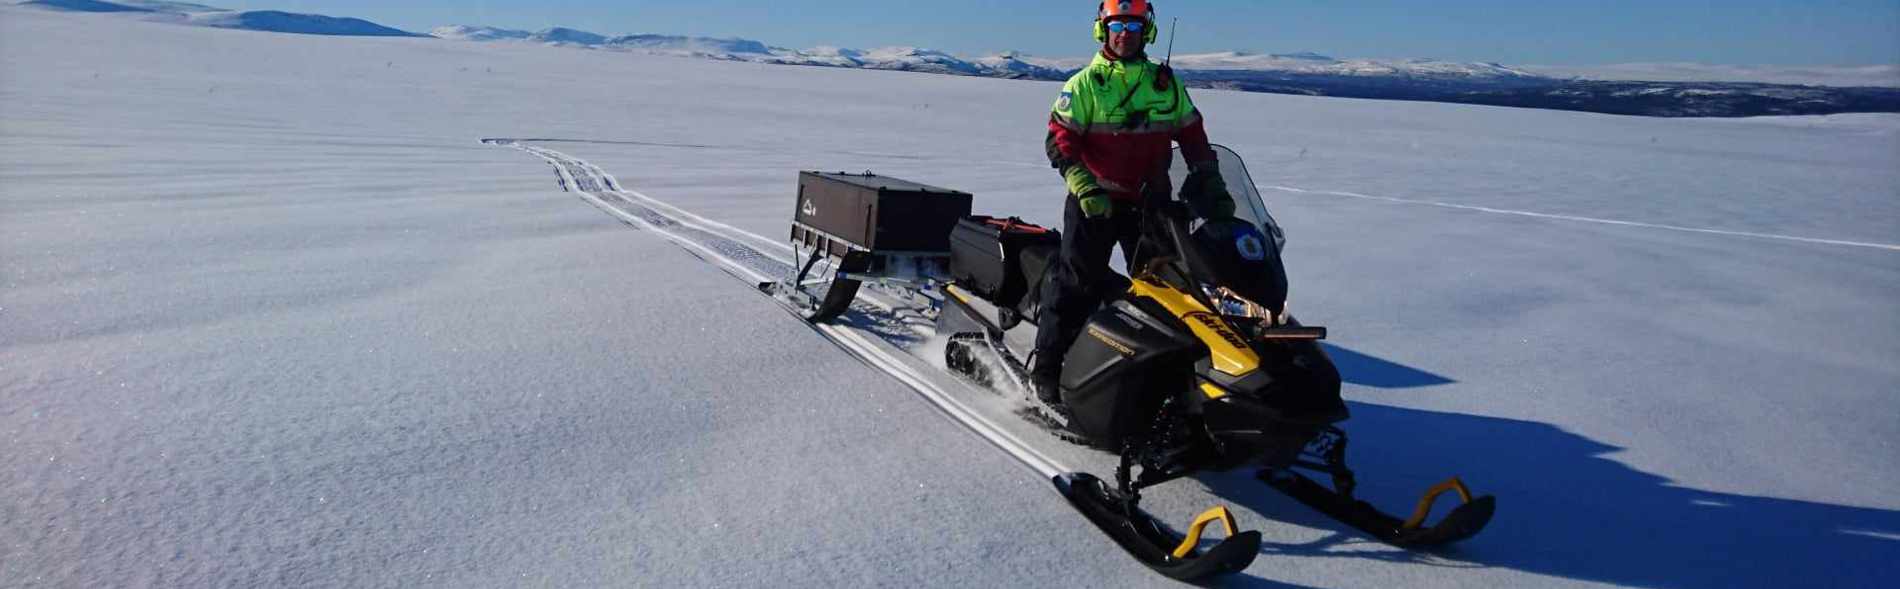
1094, 1, 1158, 43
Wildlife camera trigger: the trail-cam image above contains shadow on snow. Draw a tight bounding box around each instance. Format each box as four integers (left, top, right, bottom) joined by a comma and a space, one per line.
822, 294, 1893, 587
1197, 402, 1899, 588
1322, 343, 1456, 389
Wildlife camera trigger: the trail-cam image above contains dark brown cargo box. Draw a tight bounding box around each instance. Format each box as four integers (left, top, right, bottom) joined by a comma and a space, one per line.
792, 171, 973, 256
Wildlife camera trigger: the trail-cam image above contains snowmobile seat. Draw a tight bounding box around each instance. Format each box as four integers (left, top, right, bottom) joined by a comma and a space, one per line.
949, 216, 1060, 309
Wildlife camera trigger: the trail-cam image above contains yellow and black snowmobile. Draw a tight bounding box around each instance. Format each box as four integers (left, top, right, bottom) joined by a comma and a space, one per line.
766, 145, 1492, 581
933, 145, 1493, 579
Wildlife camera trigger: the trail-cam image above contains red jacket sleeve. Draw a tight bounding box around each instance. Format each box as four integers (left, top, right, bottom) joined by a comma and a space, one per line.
1046, 116, 1085, 169
1174, 112, 1217, 171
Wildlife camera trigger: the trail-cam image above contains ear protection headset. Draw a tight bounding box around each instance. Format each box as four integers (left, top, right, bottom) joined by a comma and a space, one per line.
1093, 0, 1159, 44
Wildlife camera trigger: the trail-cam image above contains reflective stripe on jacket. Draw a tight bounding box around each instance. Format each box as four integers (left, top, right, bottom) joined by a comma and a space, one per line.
1047, 52, 1216, 201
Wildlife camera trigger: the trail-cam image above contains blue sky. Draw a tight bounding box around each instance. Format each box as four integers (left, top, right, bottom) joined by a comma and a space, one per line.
227, 1, 1899, 65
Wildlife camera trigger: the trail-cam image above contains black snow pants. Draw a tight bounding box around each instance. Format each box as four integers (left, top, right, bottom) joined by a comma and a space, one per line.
1030, 193, 1147, 384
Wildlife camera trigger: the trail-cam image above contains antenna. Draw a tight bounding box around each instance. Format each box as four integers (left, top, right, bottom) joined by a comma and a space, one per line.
1165, 17, 1178, 66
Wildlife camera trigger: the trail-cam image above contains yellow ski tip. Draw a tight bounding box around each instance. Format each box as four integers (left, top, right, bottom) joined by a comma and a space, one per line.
1173, 505, 1242, 559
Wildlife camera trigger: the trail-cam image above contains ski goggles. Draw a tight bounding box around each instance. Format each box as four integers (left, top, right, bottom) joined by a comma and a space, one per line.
1105, 20, 1146, 35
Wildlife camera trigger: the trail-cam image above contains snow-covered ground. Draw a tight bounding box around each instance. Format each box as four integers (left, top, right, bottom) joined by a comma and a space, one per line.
5, 6, 1898, 587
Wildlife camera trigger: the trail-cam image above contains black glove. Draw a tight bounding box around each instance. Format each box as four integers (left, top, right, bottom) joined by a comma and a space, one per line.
1182, 170, 1235, 219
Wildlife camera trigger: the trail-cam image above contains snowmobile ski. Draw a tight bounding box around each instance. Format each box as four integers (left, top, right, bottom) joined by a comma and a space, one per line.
1054, 472, 1261, 581
1260, 468, 1495, 548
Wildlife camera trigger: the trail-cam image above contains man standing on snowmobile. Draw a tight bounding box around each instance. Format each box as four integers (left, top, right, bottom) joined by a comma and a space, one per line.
1032, 0, 1232, 408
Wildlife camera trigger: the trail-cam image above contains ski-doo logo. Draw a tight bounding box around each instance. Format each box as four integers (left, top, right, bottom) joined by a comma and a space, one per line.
1186, 312, 1249, 350
800, 197, 817, 218
1236, 233, 1266, 262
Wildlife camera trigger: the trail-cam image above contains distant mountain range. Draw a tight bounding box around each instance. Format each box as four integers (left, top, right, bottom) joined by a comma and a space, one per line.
21, 0, 151, 12
22, 0, 427, 36
431, 25, 1068, 80
430, 25, 1563, 84
18, 0, 1900, 118
431, 25, 1900, 117
186, 10, 425, 37
1178, 69, 1900, 118
1528, 62, 1900, 89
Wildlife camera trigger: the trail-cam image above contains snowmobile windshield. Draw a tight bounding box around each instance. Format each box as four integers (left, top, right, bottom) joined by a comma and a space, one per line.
1168, 144, 1285, 253
1165, 145, 1291, 319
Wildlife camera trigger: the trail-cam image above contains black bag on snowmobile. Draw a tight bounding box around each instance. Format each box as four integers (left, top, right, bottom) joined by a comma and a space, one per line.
948, 216, 1060, 310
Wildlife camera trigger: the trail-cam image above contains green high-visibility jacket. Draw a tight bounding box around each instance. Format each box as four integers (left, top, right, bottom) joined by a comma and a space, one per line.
1047, 52, 1216, 200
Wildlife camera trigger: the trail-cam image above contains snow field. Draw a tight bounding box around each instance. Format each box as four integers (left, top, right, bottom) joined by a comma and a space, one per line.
5, 5, 1898, 587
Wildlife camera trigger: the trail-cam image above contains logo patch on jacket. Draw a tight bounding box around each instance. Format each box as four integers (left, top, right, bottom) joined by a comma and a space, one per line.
1056, 91, 1073, 111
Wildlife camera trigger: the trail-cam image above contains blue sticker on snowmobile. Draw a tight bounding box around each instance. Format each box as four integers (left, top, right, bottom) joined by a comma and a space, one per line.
1236, 233, 1266, 261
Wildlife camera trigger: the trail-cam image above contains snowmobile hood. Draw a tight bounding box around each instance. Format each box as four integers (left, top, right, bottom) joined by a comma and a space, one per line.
1129, 277, 1259, 378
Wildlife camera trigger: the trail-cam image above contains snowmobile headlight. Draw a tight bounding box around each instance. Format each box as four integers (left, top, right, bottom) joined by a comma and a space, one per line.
1203, 286, 1272, 323
1201, 286, 1293, 327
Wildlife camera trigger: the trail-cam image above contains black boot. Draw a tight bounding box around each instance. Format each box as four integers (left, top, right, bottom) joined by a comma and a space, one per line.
1028, 369, 1089, 443
1033, 375, 1063, 407
1029, 354, 1064, 407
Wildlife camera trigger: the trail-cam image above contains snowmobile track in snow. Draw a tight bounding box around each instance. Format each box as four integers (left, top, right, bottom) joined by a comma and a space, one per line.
502, 141, 789, 282
488, 139, 1070, 480
1266, 184, 1900, 252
